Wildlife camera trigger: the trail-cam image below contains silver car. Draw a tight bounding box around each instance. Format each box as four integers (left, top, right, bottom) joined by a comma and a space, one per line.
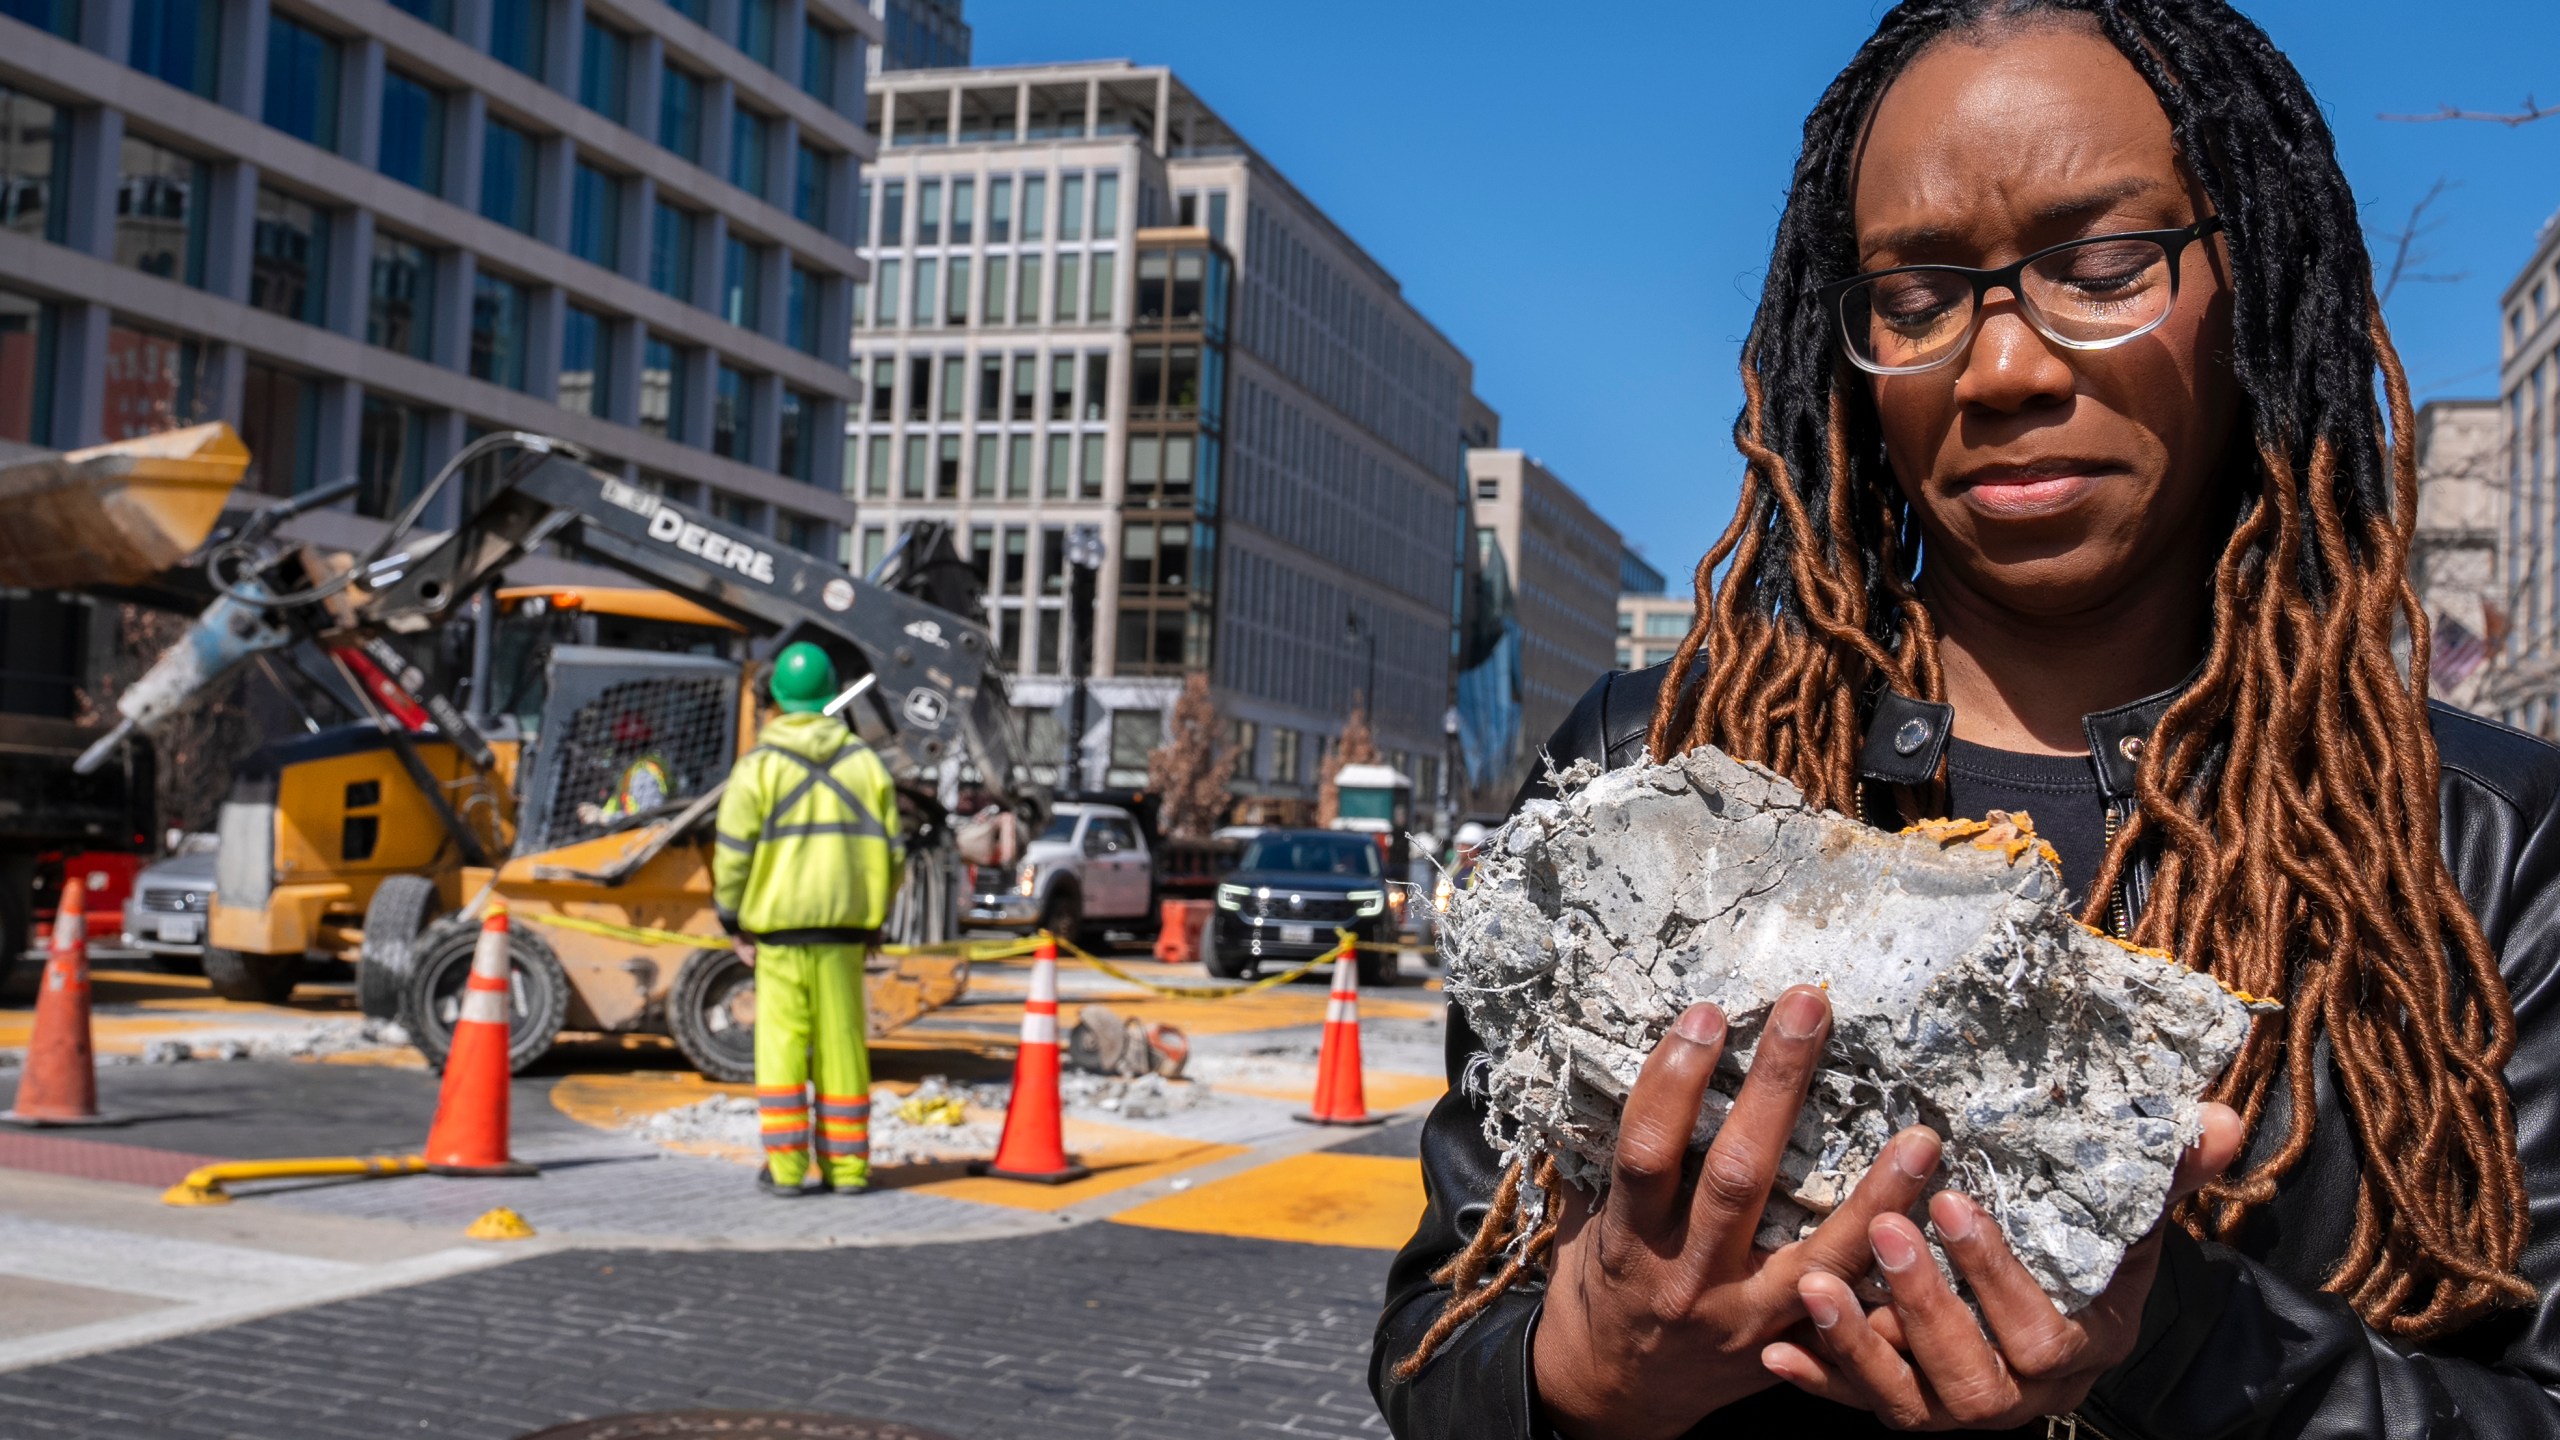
123, 842, 217, 960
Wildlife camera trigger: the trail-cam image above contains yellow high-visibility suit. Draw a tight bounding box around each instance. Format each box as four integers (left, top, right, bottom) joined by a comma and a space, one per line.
712, 711, 903, 1189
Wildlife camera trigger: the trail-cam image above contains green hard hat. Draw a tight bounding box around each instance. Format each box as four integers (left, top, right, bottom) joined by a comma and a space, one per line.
771, 642, 838, 713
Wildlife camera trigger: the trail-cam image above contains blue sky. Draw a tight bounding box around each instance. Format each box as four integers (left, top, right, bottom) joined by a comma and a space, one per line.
972, 0, 2560, 592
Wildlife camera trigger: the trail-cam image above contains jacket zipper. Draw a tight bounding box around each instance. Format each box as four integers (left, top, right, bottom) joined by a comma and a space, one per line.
2103, 800, 2131, 938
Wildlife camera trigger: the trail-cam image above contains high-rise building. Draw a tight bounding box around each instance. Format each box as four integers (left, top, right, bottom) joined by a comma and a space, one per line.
850, 62, 1476, 813
1619, 543, 1666, 598
1464, 448, 1621, 794
2411, 398, 2504, 715
1617, 590, 1690, 673
2496, 209, 2560, 731
0, 0, 875, 548
863, 0, 964, 73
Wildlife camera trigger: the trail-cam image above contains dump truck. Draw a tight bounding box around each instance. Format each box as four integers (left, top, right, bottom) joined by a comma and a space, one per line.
0, 425, 251, 997
83, 432, 1039, 1078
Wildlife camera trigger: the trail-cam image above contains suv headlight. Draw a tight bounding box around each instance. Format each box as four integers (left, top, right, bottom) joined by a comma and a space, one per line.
1017, 862, 1038, 897
1216, 883, 1248, 911
1349, 889, 1386, 917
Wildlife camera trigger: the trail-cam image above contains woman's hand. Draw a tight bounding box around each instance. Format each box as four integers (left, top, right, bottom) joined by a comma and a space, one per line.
1531, 990, 1945, 1440
1760, 1102, 2244, 1430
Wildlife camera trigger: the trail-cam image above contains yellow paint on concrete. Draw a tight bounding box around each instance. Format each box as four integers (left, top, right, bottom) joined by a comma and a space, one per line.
1113, 1152, 1426, 1250
1210, 1070, 1446, 1113
549, 1070, 752, 1131
0, 1015, 211, 1055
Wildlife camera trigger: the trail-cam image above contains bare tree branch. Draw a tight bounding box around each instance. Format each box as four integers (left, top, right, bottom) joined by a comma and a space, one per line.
2374, 177, 2468, 307
2380, 95, 2560, 127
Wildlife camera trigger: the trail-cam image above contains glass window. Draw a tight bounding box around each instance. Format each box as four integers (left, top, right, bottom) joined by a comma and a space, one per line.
1044, 432, 1069, 498
779, 388, 815, 481
982, 255, 1009, 326
658, 64, 701, 164
1009, 353, 1036, 421
1166, 345, 1199, 414
650, 201, 695, 301
1058, 174, 1084, 242
906, 354, 929, 420
950, 178, 973, 245
1092, 171, 1118, 240
355, 395, 426, 518
1000, 526, 1028, 592
862, 434, 888, 498
945, 255, 970, 325
711, 363, 746, 458
871, 257, 899, 324
737, 0, 776, 67
2, 0, 78, 39
917, 179, 941, 245
570, 162, 621, 270
972, 433, 996, 498
859, 524, 888, 573
987, 177, 1012, 243
579, 17, 629, 124
116, 135, 207, 287
1127, 435, 1158, 499
0, 87, 68, 245
1082, 353, 1107, 421
779, 510, 821, 555
237, 361, 318, 497
1643, 611, 1686, 638
912, 256, 936, 327
976, 355, 1001, 421
1014, 254, 1041, 324
1171, 250, 1203, 324
1020, 175, 1046, 241
800, 21, 839, 105
479, 118, 536, 234
730, 107, 769, 199
901, 433, 925, 498
378, 69, 446, 194
263, 14, 340, 150
366, 230, 434, 358
934, 434, 959, 498
1131, 346, 1161, 412
787, 264, 816, 354
101, 321, 205, 438
1080, 433, 1103, 500
1039, 526, 1066, 595
1053, 253, 1079, 324
641, 336, 684, 440
249, 187, 328, 325
129, 0, 220, 97
867, 357, 893, 420
0, 287, 54, 444
721, 235, 764, 330
967, 524, 995, 587
558, 304, 610, 417
488, 0, 545, 77
1005, 434, 1030, 499
1135, 249, 1167, 324
469, 271, 529, 390
878, 180, 904, 244
1206, 190, 1228, 243
1048, 354, 1073, 420
938, 354, 963, 421
1088, 252, 1114, 325
663, 0, 702, 25
793, 142, 829, 228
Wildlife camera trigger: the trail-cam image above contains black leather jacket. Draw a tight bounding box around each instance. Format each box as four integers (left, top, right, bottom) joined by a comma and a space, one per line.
1373, 663, 2560, 1439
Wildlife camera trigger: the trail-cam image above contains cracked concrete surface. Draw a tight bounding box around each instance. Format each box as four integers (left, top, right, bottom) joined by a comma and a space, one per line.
1440, 746, 2257, 1310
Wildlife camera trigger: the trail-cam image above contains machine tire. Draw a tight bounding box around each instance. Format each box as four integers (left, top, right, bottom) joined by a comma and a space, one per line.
401, 921, 569, 1074
1200, 916, 1249, 979
204, 946, 300, 1004
1039, 880, 1084, 949
668, 947, 757, 1084
357, 875, 442, 1022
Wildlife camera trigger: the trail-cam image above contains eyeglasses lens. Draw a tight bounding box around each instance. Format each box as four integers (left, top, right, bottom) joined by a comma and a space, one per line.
1840, 237, 2176, 372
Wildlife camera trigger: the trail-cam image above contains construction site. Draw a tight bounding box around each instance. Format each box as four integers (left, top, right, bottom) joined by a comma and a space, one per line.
0, 426, 1446, 1439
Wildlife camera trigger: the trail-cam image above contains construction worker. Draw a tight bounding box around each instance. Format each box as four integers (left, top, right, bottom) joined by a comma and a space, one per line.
712, 642, 903, 1197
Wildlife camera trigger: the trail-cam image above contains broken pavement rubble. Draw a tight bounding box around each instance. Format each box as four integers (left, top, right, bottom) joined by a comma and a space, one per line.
1439, 745, 2260, 1310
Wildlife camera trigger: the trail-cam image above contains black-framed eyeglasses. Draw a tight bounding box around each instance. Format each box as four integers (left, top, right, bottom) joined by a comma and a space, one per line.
1820, 217, 2223, 376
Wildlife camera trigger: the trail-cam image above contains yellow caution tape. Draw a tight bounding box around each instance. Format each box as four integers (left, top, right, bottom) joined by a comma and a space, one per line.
520, 910, 1041, 962
1046, 930, 1352, 999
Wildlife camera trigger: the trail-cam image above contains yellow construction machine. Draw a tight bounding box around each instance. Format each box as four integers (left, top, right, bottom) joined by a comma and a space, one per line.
84, 432, 1038, 1079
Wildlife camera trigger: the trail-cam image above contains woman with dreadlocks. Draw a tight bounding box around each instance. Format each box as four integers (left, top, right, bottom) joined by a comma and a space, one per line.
1373, 2, 2560, 1436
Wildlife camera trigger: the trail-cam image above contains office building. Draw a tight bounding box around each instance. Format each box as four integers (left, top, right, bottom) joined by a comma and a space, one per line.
1618, 590, 1690, 673
848, 61, 1476, 813
1465, 448, 1621, 775
2497, 209, 2560, 732
0, 0, 875, 548
863, 0, 962, 73
1619, 542, 1665, 598
2410, 398, 2504, 715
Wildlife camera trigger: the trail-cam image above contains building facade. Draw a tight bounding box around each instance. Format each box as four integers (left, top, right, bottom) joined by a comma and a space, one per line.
1465, 448, 1620, 779
847, 62, 1475, 812
0, 0, 874, 548
1617, 590, 1689, 673
862, 0, 960, 74
2497, 210, 2560, 732
2411, 397, 2504, 715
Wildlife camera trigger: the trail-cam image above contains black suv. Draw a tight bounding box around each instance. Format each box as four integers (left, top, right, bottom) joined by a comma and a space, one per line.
1203, 829, 1393, 987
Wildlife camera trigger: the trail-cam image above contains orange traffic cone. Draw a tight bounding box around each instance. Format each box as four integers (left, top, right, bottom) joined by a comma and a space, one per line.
3, 879, 110, 1127
422, 905, 535, 1176
972, 936, 1090, 1183
1297, 945, 1385, 1127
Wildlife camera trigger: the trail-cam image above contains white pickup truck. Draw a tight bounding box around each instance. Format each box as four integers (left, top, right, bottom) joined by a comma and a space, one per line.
965, 801, 1154, 944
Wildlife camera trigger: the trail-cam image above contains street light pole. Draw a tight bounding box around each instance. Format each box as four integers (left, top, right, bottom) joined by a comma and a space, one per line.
1061, 523, 1106, 792
1344, 609, 1376, 712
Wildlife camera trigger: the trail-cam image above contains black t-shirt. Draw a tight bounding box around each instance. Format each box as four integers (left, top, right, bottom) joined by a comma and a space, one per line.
1941, 737, 2109, 909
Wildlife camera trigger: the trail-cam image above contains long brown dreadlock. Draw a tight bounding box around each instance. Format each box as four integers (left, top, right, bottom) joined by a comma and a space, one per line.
1400, 0, 2532, 1378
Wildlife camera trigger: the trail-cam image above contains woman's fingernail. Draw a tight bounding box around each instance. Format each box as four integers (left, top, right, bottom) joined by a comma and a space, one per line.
1935, 1194, 1978, 1243
1802, 1287, 1841, 1329
1872, 1223, 1919, 1272
1676, 1004, 1724, 1046
1892, 1130, 1939, 1181
1774, 988, 1827, 1040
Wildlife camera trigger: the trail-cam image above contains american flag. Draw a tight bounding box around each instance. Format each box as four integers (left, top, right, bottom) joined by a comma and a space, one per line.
2434, 612, 2492, 691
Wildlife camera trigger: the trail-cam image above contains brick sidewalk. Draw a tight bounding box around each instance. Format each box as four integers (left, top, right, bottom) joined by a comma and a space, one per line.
0, 1224, 1399, 1439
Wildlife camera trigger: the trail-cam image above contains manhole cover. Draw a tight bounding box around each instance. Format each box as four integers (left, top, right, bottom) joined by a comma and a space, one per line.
516, 1413, 962, 1440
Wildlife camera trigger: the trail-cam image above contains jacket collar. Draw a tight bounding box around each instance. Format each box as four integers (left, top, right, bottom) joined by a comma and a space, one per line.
1857, 665, 2198, 801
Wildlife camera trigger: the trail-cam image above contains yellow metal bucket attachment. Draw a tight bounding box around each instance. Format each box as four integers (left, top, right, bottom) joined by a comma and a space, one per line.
0, 422, 251, 589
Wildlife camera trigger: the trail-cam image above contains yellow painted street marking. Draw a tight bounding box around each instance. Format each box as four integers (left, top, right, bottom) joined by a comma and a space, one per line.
916, 1121, 1245, 1212
549, 1071, 752, 1132
0, 1016, 211, 1055
1112, 1152, 1425, 1250
1209, 1070, 1446, 1112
